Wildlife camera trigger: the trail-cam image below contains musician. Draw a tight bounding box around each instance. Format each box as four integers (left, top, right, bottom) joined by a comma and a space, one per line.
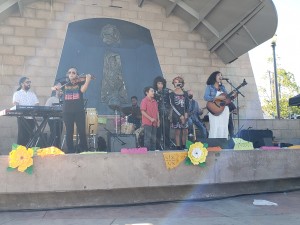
187, 90, 207, 139
153, 76, 171, 150
45, 88, 63, 148
127, 96, 142, 129
52, 67, 92, 153
13, 77, 39, 146
140, 86, 160, 151
169, 76, 189, 150
204, 71, 230, 139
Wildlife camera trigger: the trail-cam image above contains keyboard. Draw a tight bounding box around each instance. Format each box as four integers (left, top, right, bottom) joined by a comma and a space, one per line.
0, 105, 62, 117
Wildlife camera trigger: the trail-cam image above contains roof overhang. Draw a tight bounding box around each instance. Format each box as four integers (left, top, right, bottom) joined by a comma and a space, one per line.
140, 0, 278, 64
0, 0, 278, 64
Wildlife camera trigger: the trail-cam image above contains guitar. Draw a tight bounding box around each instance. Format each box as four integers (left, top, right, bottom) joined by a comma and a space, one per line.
206, 79, 247, 116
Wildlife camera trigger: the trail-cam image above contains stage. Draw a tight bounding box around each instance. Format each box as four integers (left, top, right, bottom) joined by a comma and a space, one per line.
1, 149, 300, 211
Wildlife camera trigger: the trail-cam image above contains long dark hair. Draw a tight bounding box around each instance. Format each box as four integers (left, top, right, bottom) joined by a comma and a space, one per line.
153, 76, 166, 90
206, 71, 221, 85
17, 76, 28, 91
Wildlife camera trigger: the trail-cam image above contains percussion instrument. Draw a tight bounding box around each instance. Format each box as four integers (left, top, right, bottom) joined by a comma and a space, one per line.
86, 108, 98, 135
121, 122, 135, 134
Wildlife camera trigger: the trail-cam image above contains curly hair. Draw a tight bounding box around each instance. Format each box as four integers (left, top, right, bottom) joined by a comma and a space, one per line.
172, 76, 185, 87
153, 76, 166, 90
206, 71, 221, 85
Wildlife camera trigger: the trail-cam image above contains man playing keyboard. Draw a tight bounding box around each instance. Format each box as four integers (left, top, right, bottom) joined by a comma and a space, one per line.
12, 77, 39, 146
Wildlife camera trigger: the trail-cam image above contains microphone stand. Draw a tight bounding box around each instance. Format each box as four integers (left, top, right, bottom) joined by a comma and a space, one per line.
225, 79, 245, 137
161, 89, 167, 150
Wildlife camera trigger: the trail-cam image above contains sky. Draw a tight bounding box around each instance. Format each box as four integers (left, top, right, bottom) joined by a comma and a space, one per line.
249, 0, 300, 87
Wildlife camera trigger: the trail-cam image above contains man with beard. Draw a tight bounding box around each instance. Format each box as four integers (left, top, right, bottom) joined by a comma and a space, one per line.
13, 77, 39, 146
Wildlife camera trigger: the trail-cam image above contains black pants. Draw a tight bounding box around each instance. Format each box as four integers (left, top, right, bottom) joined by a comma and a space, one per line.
156, 114, 170, 149
48, 119, 63, 148
228, 114, 234, 138
144, 125, 157, 151
17, 117, 35, 146
63, 111, 87, 153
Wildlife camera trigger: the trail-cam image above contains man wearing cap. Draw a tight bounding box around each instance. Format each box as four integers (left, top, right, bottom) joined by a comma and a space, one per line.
13, 77, 39, 146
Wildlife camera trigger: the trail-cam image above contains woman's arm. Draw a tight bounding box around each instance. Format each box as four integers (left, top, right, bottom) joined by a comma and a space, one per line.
80, 74, 92, 93
204, 85, 214, 101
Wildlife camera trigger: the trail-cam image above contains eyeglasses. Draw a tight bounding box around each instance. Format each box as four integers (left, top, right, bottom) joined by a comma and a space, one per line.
67, 71, 76, 74
24, 81, 31, 84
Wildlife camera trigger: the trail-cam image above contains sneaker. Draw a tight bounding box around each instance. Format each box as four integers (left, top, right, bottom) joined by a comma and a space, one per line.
188, 133, 194, 137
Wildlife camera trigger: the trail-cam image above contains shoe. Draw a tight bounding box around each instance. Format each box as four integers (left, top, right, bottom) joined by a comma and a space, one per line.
188, 133, 194, 137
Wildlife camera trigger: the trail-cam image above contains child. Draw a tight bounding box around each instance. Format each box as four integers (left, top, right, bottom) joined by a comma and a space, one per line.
140, 86, 160, 151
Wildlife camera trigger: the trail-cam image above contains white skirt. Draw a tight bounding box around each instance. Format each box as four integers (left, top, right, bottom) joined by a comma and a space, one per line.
208, 106, 229, 139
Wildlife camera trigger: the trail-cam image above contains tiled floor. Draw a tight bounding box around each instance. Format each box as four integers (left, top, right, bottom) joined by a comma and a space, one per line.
1, 190, 300, 225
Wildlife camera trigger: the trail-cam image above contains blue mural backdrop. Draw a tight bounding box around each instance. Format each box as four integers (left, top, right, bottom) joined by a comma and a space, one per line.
55, 18, 163, 115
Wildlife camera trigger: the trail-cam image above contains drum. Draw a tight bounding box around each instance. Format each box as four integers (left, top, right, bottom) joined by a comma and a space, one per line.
121, 123, 135, 134
86, 108, 98, 135
134, 127, 144, 147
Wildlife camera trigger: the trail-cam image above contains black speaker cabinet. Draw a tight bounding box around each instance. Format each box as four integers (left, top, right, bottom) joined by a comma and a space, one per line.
107, 133, 137, 152
238, 129, 273, 148
197, 138, 229, 149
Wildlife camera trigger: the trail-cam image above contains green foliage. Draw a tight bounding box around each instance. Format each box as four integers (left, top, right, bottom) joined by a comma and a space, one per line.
25, 166, 34, 175
259, 67, 300, 118
185, 157, 192, 165
6, 167, 15, 172
199, 162, 206, 167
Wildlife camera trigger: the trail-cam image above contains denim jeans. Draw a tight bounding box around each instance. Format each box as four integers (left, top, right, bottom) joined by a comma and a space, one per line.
188, 115, 207, 138
143, 125, 157, 151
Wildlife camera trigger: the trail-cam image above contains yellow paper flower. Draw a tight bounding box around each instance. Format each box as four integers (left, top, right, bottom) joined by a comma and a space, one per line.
9, 145, 33, 172
188, 142, 208, 165
37, 146, 65, 157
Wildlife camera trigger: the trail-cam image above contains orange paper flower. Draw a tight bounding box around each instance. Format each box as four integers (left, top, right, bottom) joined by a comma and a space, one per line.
9, 145, 34, 172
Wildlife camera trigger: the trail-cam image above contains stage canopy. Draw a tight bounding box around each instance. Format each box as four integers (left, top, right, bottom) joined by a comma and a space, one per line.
0, 0, 278, 64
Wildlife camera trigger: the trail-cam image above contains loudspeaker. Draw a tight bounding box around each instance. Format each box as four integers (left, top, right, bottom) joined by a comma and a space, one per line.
197, 138, 229, 149
107, 133, 137, 152
238, 129, 273, 148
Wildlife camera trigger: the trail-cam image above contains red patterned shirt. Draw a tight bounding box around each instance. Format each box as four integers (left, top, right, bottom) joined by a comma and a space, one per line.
140, 96, 159, 127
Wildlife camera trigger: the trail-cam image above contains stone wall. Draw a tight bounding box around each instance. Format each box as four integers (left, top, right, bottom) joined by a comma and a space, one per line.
1, 150, 300, 210
0, 0, 264, 151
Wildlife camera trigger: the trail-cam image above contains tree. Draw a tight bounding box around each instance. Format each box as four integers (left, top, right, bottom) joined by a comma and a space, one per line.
259, 68, 300, 118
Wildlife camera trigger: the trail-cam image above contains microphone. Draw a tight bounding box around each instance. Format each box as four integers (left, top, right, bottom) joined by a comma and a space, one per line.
222, 78, 230, 81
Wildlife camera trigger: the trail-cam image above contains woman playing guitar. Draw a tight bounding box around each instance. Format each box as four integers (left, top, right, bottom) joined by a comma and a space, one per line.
204, 71, 236, 139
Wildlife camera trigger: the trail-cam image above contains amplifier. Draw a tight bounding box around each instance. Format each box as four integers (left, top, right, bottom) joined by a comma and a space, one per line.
107, 133, 137, 152
238, 129, 273, 148
197, 138, 229, 149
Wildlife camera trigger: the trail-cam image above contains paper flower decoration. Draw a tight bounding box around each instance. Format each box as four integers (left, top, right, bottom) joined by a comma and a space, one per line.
37, 146, 65, 157
8, 145, 34, 173
187, 142, 208, 165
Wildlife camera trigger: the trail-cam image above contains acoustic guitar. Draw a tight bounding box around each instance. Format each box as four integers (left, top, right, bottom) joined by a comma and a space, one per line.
206, 79, 247, 116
